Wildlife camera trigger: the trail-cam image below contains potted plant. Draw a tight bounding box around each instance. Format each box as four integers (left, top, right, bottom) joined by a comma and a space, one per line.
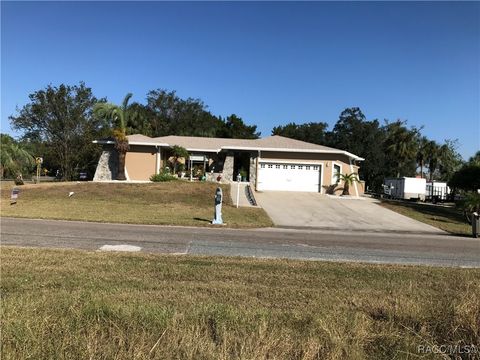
239, 168, 247, 182
177, 163, 186, 178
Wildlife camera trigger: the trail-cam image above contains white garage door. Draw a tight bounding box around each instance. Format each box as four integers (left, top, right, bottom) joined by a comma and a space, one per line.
257, 162, 322, 192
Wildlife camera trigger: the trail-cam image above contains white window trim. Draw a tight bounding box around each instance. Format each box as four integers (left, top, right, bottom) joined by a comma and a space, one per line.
332, 162, 342, 185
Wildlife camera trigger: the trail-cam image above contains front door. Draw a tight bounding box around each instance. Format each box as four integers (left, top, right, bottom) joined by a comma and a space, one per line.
233, 152, 250, 181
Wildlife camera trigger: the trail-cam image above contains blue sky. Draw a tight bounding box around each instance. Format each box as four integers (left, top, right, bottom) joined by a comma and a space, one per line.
2, 1, 479, 159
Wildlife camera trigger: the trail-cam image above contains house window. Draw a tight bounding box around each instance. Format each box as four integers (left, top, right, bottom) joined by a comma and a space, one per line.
333, 163, 341, 183
298, 165, 303, 170
306, 166, 310, 170
268, 164, 273, 169
275, 165, 280, 169
290, 165, 296, 169
260, 164, 265, 168
313, 166, 319, 170
283, 165, 288, 169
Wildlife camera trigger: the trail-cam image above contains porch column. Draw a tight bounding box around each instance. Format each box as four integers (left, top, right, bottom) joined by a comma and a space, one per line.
155, 146, 161, 175
223, 152, 234, 182
349, 158, 359, 197
255, 150, 261, 191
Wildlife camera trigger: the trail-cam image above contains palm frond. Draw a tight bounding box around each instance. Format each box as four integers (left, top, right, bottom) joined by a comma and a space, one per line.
122, 93, 133, 111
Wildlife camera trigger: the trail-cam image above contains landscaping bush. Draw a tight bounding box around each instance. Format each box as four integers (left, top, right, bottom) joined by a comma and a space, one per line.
14, 175, 24, 186
456, 191, 480, 224
150, 172, 177, 182
192, 165, 204, 179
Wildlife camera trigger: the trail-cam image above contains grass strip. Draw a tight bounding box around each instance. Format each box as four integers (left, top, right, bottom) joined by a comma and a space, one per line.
1, 247, 479, 359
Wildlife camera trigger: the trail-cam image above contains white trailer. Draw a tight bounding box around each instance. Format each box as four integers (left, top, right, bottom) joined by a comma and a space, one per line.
383, 177, 426, 201
426, 181, 451, 201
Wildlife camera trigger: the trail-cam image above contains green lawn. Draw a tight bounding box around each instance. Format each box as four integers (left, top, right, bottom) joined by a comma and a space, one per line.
1, 247, 479, 359
379, 199, 471, 236
0, 181, 273, 228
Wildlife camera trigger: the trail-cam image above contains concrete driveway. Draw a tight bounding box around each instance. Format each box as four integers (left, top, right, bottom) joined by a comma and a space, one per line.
254, 192, 445, 234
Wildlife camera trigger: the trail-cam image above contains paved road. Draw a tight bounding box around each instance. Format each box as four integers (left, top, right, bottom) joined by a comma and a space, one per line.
254, 192, 445, 234
1, 218, 479, 267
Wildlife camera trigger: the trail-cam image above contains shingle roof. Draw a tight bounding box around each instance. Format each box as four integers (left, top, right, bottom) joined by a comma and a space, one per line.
106, 134, 364, 160
152, 135, 249, 151
122, 134, 169, 146
249, 136, 341, 151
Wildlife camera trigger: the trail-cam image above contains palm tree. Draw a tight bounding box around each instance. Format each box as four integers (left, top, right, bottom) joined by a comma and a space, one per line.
425, 140, 440, 181
94, 94, 134, 181
170, 145, 189, 175
338, 173, 360, 196
385, 121, 419, 177
0, 137, 35, 179
468, 151, 480, 166
416, 136, 429, 178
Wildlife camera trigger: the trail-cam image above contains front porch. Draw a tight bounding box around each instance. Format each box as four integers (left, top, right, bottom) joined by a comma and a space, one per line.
165, 149, 258, 185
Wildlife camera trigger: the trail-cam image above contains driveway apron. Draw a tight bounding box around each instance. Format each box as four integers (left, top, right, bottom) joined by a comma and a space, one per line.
254, 192, 445, 234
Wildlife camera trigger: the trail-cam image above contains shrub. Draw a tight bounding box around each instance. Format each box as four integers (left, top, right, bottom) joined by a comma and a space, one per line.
14, 177, 24, 186
150, 172, 176, 182
177, 163, 185, 174
323, 184, 337, 195
14, 174, 25, 185
192, 165, 204, 178
449, 165, 480, 192
456, 191, 480, 224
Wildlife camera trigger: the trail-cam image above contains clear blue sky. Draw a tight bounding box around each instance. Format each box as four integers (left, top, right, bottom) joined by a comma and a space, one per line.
2, 1, 479, 159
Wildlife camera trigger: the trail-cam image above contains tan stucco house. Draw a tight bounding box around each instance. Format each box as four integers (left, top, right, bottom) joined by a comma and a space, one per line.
93, 134, 365, 195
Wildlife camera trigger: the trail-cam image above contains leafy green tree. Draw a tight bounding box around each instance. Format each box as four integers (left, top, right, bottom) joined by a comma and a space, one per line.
437, 139, 463, 181
221, 114, 260, 139
125, 102, 155, 137
327, 108, 366, 150
326, 108, 386, 191
9, 82, 105, 180
94, 93, 136, 181
144, 89, 175, 136
422, 139, 462, 181
145, 89, 224, 137
468, 151, 480, 166
272, 122, 328, 144
448, 165, 480, 192
0, 134, 35, 178
125, 89, 261, 139
449, 159, 480, 224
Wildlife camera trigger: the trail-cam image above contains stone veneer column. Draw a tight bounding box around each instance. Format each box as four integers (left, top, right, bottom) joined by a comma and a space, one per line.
93, 150, 118, 181
222, 152, 234, 182
249, 152, 257, 185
